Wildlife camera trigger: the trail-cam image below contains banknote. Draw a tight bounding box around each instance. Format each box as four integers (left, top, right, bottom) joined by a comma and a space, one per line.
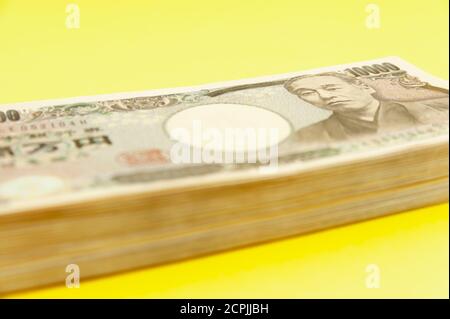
0, 57, 448, 212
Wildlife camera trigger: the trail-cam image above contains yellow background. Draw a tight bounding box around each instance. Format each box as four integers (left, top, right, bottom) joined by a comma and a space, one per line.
1, 0, 448, 298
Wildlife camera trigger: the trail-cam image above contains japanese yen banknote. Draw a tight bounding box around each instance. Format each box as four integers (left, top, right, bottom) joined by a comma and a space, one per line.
0, 57, 448, 212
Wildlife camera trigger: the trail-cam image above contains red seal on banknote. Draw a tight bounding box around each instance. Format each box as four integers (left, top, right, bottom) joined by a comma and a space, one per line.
117, 149, 169, 166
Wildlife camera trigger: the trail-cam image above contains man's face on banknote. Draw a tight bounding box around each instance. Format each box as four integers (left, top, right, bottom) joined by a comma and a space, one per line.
287, 75, 377, 113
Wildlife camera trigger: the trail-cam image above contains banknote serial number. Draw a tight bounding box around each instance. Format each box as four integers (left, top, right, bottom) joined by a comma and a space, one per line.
0, 110, 21, 123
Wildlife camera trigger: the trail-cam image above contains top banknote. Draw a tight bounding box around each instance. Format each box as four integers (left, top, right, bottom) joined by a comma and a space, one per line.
0, 57, 448, 212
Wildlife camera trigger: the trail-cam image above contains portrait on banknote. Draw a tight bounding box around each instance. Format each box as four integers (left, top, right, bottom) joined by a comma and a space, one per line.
283, 69, 449, 144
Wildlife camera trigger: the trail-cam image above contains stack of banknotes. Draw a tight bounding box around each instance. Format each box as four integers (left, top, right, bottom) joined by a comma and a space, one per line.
0, 57, 448, 293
